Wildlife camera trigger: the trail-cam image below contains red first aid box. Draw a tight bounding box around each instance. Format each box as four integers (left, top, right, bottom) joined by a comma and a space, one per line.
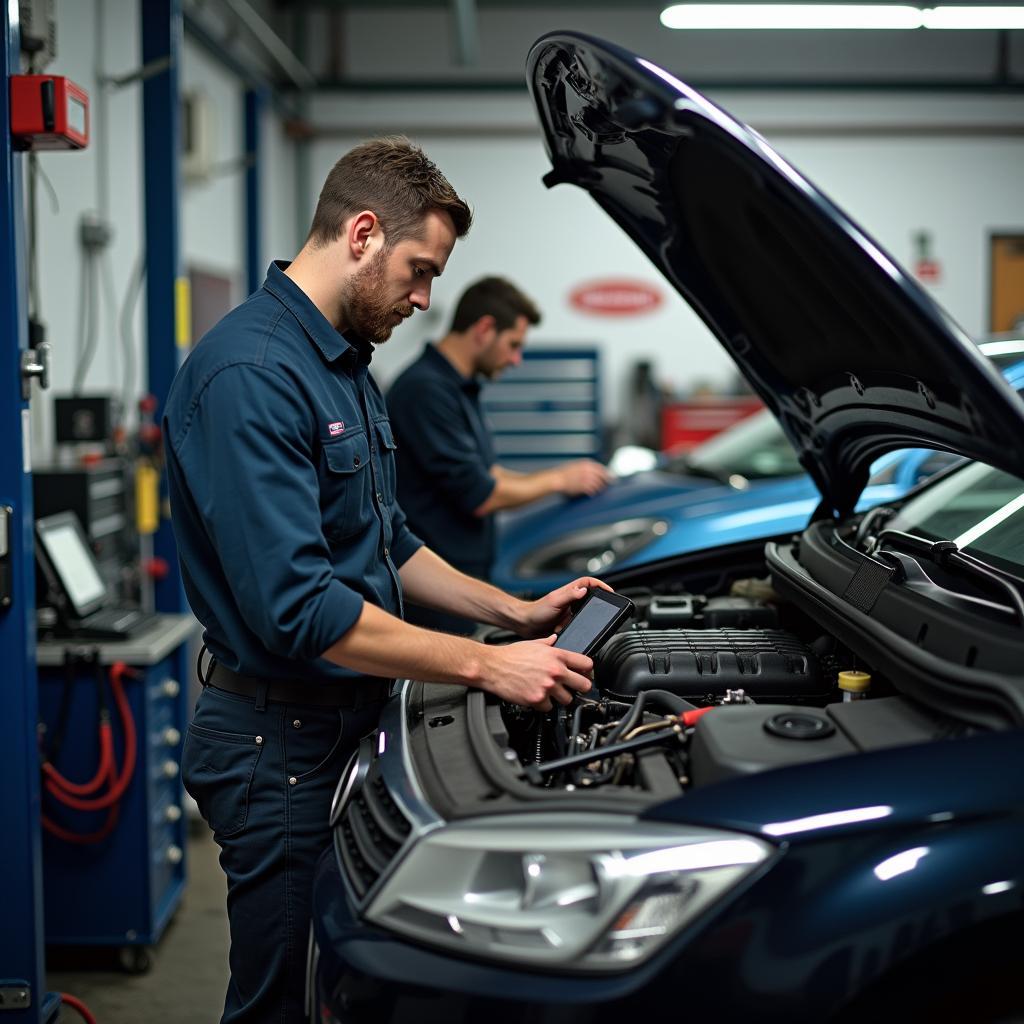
10, 75, 89, 150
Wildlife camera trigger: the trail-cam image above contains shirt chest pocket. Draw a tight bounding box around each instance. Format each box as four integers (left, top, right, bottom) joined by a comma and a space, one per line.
321, 429, 372, 542
373, 417, 399, 506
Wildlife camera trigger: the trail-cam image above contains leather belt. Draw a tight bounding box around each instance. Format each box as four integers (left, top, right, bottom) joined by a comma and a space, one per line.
207, 663, 391, 710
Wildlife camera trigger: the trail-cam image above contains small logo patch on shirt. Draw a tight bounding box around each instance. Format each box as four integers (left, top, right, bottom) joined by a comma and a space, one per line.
328, 421, 345, 436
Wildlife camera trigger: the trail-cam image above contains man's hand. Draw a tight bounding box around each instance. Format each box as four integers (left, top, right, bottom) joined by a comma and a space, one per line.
482, 635, 593, 711
556, 459, 613, 497
515, 576, 614, 638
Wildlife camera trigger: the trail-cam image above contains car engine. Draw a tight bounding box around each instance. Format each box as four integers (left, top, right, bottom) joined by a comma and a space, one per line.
496, 584, 958, 796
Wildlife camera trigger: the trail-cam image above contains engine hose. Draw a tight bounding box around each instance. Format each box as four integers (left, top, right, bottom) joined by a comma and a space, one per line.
59, 993, 97, 1024
43, 662, 137, 812
606, 692, 648, 746
639, 690, 698, 716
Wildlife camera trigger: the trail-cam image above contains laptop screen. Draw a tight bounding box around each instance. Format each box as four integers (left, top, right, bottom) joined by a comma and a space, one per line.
36, 511, 109, 618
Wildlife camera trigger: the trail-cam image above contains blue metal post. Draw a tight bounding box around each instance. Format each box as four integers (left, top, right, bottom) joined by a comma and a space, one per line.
0, 4, 49, 1020
244, 88, 265, 296
141, 0, 186, 613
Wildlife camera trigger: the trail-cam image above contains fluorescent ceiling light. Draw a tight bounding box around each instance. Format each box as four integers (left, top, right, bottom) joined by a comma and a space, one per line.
660, 4, 1024, 30
660, 4, 925, 29
924, 6, 1024, 29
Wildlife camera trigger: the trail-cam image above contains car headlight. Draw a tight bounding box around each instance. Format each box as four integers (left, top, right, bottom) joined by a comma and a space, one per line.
514, 518, 669, 578
365, 814, 772, 971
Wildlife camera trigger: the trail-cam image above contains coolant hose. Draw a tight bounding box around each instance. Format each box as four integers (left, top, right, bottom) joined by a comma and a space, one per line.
640, 690, 698, 715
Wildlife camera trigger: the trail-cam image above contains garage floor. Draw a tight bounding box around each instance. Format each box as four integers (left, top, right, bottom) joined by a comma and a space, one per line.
47, 824, 229, 1023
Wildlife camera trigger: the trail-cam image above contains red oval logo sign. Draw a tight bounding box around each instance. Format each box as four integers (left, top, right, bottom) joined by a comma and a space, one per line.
569, 279, 664, 317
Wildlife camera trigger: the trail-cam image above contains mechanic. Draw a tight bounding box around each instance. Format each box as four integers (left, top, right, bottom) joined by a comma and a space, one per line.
386, 276, 612, 632
163, 137, 603, 1024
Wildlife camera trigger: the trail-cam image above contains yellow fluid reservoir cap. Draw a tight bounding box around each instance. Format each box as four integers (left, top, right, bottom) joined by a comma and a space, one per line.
838, 670, 872, 693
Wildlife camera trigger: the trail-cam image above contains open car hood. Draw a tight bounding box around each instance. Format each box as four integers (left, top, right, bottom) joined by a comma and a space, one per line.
527, 33, 1024, 516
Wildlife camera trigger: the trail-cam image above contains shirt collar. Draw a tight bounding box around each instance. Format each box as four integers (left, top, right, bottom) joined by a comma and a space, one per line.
262, 260, 373, 368
422, 342, 482, 398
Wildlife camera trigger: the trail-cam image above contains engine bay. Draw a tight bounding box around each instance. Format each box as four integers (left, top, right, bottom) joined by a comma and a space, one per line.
490, 579, 964, 799
403, 513, 1022, 819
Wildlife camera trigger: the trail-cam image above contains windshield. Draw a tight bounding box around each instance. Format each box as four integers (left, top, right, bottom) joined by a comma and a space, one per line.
979, 338, 1024, 371
682, 410, 803, 481
888, 461, 1024, 577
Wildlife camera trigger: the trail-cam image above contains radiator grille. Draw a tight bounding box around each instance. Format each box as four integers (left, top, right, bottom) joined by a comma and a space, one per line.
336, 756, 412, 900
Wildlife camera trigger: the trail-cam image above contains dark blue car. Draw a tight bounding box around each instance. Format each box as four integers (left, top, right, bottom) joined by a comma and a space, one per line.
308, 33, 1024, 1024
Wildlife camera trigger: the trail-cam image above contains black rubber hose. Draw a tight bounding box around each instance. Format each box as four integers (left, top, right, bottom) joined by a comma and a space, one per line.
606, 692, 648, 746
640, 690, 698, 715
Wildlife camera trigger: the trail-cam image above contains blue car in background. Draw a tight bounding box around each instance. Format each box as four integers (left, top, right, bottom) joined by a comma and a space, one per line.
494, 341, 1024, 596
309, 33, 1024, 1024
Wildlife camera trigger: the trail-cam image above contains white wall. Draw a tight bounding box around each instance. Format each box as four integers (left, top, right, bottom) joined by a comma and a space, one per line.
29, 0, 297, 461
262, 103, 300, 266
180, 38, 246, 299
31, 0, 144, 460
306, 86, 1024, 423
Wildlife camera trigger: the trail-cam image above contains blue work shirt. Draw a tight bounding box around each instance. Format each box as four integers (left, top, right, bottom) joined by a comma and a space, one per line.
386, 344, 497, 579
163, 261, 423, 684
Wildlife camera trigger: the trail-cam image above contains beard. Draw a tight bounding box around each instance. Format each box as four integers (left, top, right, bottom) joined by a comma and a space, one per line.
341, 248, 414, 344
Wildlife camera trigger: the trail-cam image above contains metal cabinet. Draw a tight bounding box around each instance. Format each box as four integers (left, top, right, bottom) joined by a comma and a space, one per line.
480, 347, 602, 471
36, 615, 197, 968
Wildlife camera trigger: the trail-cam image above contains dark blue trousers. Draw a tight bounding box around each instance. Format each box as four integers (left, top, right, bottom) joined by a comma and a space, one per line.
182, 683, 383, 1023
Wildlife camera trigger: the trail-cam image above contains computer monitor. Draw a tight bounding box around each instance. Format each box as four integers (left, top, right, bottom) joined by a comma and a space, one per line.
35, 510, 110, 619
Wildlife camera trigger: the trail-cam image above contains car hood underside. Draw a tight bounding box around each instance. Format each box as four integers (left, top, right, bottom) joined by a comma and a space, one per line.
527, 32, 1024, 516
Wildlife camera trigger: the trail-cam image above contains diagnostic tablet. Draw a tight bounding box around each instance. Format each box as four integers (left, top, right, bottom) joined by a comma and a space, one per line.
553, 589, 635, 656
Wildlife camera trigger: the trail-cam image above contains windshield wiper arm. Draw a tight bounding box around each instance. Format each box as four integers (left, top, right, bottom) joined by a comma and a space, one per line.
871, 529, 1024, 629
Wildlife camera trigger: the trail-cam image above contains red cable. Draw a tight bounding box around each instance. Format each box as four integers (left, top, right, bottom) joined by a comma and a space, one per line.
44, 663, 137, 812
59, 993, 97, 1024
42, 798, 120, 844
43, 721, 114, 795
43, 740, 121, 844
682, 707, 715, 727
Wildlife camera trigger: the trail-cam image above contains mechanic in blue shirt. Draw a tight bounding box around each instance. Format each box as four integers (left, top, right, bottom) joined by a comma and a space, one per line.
164, 138, 602, 1024
387, 277, 612, 632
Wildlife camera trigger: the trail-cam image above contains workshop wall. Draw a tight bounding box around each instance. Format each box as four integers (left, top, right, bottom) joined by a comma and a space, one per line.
29, 0, 296, 461
30, 0, 144, 461
295, 4, 1024, 426
306, 87, 1024, 424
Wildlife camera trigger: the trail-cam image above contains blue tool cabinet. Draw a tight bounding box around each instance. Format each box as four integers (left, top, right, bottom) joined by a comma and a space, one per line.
480, 347, 603, 471
35, 615, 196, 970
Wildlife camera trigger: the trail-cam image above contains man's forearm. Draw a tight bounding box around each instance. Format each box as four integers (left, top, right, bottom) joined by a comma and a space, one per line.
321, 600, 486, 684
398, 546, 527, 632
474, 466, 563, 515
320, 597, 595, 711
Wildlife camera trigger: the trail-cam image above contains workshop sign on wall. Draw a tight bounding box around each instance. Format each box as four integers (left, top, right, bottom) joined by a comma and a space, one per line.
569, 279, 664, 316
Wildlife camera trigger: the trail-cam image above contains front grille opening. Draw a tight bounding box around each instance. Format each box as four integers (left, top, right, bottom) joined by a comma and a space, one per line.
336, 757, 412, 900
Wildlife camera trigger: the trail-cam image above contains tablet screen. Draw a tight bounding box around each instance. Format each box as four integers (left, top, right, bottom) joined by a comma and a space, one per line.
554, 592, 623, 653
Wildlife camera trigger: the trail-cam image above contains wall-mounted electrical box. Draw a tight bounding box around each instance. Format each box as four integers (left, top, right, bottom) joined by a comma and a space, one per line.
182, 90, 214, 184
10, 74, 88, 150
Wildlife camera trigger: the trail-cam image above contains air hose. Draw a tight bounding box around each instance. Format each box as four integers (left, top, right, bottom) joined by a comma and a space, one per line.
42, 661, 139, 842
59, 993, 97, 1024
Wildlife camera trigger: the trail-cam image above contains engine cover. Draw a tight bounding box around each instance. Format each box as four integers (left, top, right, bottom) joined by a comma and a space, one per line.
595, 628, 828, 703
689, 705, 857, 786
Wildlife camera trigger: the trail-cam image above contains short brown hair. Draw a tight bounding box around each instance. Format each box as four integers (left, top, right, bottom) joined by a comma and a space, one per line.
307, 136, 472, 248
450, 276, 542, 333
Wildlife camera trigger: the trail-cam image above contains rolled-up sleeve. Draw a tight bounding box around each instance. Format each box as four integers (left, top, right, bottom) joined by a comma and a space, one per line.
395, 379, 496, 515
174, 364, 363, 660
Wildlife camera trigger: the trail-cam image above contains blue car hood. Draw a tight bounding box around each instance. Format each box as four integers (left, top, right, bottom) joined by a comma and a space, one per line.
527, 33, 1024, 516
499, 471, 806, 546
